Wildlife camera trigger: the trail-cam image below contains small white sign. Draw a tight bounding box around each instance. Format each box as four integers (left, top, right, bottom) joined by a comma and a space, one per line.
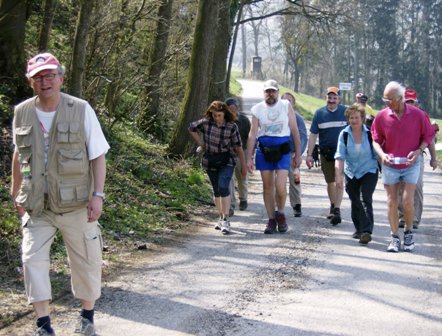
339, 82, 352, 91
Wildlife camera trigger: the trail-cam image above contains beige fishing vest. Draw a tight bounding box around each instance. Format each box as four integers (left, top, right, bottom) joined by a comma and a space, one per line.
14, 93, 92, 215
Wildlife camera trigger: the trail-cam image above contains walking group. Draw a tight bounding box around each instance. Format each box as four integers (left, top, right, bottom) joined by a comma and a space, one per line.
189, 79, 438, 256
9, 51, 438, 336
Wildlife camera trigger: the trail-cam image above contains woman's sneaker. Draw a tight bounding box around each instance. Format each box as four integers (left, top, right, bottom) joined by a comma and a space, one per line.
214, 218, 223, 230
264, 219, 277, 234
403, 230, 415, 252
221, 219, 231, 234
387, 235, 400, 252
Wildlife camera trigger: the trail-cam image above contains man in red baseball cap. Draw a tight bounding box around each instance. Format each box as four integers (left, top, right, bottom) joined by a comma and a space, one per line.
11, 52, 110, 335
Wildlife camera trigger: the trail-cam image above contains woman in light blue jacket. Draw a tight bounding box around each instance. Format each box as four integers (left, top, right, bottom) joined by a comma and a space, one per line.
335, 104, 379, 245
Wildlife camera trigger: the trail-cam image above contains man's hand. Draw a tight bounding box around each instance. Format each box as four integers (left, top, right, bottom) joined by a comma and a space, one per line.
306, 155, 314, 169
88, 196, 103, 222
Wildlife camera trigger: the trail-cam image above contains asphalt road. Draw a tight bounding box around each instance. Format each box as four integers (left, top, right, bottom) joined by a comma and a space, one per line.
3, 80, 442, 336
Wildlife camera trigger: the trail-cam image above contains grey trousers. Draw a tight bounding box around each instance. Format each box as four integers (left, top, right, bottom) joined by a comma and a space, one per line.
230, 160, 248, 208
289, 163, 301, 206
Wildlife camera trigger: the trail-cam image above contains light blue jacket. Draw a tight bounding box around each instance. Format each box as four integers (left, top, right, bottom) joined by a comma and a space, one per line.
335, 125, 378, 179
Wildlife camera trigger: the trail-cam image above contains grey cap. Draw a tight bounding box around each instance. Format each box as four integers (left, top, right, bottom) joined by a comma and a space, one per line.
263, 79, 279, 91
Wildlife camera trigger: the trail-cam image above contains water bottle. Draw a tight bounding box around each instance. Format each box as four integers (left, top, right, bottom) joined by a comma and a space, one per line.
294, 168, 300, 184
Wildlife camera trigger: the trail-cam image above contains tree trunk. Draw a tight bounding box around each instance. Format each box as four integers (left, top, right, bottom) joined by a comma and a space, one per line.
169, 0, 219, 156
0, 0, 29, 113
209, 0, 231, 102
226, 0, 246, 91
68, 0, 96, 98
38, 0, 56, 52
138, 0, 174, 138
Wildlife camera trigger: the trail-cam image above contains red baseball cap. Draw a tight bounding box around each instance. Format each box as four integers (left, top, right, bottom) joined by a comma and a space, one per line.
27, 53, 60, 77
404, 89, 417, 102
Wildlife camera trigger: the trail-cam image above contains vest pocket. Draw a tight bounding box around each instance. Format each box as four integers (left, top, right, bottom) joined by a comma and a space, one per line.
15, 125, 33, 147
16, 178, 33, 209
58, 149, 85, 175
57, 122, 81, 143
68, 121, 81, 143
57, 122, 70, 143
59, 182, 89, 206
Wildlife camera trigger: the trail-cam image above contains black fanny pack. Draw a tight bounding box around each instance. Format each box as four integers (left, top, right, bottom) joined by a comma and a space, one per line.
205, 151, 231, 168
259, 142, 290, 162
320, 146, 336, 161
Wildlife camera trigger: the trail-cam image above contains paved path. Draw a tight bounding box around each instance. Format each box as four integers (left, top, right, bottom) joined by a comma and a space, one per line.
3, 80, 442, 336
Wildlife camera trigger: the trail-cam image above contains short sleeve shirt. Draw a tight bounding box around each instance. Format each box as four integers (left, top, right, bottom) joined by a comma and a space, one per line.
310, 104, 347, 148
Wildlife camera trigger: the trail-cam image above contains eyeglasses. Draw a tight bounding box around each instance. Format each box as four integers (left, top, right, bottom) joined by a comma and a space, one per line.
31, 73, 59, 83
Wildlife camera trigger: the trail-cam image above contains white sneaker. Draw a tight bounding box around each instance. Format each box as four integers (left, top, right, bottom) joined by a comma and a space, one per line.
387, 236, 400, 252
214, 218, 222, 230
221, 220, 231, 234
403, 231, 415, 252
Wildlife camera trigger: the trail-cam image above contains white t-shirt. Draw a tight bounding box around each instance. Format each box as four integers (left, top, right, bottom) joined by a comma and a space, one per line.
251, 99, 291, 138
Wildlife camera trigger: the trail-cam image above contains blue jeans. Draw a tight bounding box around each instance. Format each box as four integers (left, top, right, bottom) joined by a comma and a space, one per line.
382, 157, 421, 185
206, 165, 234, 197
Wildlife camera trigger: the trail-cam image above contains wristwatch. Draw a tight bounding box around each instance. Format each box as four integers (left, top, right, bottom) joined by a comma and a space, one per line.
92, 191, 105, 199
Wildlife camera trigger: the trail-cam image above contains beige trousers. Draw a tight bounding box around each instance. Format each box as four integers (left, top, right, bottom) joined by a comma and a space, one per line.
21, 208, 102, 303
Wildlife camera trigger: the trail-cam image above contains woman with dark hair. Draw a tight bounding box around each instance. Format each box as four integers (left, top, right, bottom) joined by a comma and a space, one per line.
189, 101, 247, 234
335, 104, 379, 245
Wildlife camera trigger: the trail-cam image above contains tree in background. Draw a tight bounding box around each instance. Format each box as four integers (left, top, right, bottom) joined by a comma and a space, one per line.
37, 0, 56, 52
68, 0, 96, 98
169, 0, 220, 156
0, 0, 30, 119
137, 0, 174, 139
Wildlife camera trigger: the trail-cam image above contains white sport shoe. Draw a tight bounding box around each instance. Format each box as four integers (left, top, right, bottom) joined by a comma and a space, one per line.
403, 231, 415, 252
387, 236, 400, 253
221, 220, 231, 234
214, 218, 222, 230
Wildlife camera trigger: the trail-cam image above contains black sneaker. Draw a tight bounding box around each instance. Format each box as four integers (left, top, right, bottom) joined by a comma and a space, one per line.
264, 219, 277, 234
293, 204, 302, 217
330, 208, 341, 226
327, 205, 335, 219
229, 207, 234, 217
359, 232, 372, 245
239, 200, 248, 211
352, 232, 361, 239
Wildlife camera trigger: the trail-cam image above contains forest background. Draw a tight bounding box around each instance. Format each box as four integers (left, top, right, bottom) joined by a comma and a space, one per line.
1, 0, 442, 328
